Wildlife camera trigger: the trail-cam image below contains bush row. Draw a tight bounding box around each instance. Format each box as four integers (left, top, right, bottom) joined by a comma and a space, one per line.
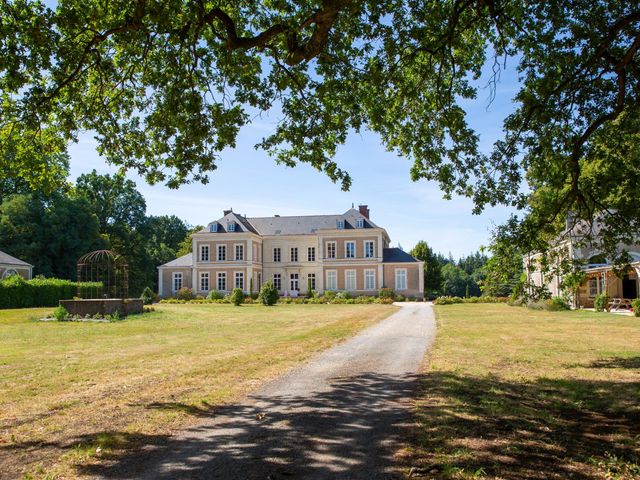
433, 296, 509, 305
0, 276, 102, 309
160, 294, 397, 305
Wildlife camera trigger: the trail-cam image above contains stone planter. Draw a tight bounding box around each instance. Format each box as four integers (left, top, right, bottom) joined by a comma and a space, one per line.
59, 298, 143, 317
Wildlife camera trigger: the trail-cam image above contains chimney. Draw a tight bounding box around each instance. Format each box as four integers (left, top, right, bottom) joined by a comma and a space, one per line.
358, 205, 370, 219
223, 208, 232, 216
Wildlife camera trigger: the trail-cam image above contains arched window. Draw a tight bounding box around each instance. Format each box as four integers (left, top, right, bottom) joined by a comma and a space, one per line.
588, 254, 607, 265
2, 269, 19, 279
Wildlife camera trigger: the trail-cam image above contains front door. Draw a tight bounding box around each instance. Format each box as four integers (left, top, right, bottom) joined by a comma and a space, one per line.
622, 275, 637, 299
290, 273, 299, 291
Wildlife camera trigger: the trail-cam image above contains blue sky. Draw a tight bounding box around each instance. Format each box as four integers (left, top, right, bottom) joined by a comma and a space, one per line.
66, 60, 521, 259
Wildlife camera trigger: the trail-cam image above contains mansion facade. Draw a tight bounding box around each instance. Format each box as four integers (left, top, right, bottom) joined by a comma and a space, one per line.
158, 205, 424, 298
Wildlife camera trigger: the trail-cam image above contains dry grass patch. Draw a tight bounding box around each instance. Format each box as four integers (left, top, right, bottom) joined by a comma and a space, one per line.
0, 303, 394, 479
411, 304, 640, 480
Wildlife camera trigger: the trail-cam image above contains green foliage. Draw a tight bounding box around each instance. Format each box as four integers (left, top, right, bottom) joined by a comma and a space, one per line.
594, 293, 610, 312
378, 288, 395, 299
547, 297, 571, 311
249, 277, 254, 294
410, 241, 442, 296
0, 276, 101, 309
335, 291, 351, 300
53, 305, 69, 321
632, 299, 640, 317
434, 296, 509, 305
207, 290, 224, 300
230, 288, 244, 306
140, 287, 156, 305
176, 287, 195, 301
258, 281, 279, 306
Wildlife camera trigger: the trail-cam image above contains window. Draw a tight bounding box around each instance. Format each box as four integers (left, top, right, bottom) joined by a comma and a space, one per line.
290, 247, 298, 262
308, 273, 316, 290
337, 219, 345, 229
345, 241, 355, 258
228, 222, 236, 232
588, 278, 598, 297
217, 244, 226, 261
365, 270, 376, 290
210, 223, 218, 232
273, 247, 281, 262
326, 242, 336, 259
273, 273, 281, 290
364, 241, 374, 258
200, 244, 209, 261
235, 272, 244, 290
308, 247, 316, 262
200, 272, 209, 291
3, 269, 18, 279
345, 270, 356, 291
217, 272, 226, 291
326, 270, 337, 290
395, 269, 407, 290
235, 244, 244, 261
290, 273, 299, 291
356, 219, 364, 228
172, 272, 183, 292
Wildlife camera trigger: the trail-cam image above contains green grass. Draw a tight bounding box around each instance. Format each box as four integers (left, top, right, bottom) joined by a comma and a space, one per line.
411, 304, 640, 480
0, 303, 394, 479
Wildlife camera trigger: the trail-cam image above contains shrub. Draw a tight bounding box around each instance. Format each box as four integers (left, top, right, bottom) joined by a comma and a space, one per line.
434, 296, 510, 305
207, 289, 224, 300
53, 305, 69, 321
547, 296, 571, 311
395, 294, 406, 302
230, 288, 244, 306
594, 292, 610, 312
335, 290, 351, 299
323, 290, 337, 300
258, 281, 279, 306
632, 299, 640, 317
0, 276, 102, 309
379, 287, 395, 299
176, 287, 195, 301
140, 286, 156, 305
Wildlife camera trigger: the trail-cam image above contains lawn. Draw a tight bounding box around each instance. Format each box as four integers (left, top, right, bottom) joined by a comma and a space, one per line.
0, 303, 394, 479
411, 304, 640, 479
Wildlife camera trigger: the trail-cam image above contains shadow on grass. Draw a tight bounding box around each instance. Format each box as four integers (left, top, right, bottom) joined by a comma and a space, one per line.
412, 371, 640, 479
587, 356, 640, 369
68, 372, 421, 479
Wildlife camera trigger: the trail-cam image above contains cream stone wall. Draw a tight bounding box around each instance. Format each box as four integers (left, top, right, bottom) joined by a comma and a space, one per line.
382, 264, 422, 297
161, 267, 193, 296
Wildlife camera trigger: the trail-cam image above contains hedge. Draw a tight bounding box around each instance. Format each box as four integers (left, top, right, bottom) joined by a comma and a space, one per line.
433, 296, 510, 305
0, 276, 103, 309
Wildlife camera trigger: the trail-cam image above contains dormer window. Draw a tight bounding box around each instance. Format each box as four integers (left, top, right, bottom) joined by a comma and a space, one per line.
356, 219, 364, 228
337, 220, 344, 229
228, 222, 236, 232
210, 223, 218, 232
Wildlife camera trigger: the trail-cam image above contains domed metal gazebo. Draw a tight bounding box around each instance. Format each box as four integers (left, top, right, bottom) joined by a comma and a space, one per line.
76, 250, 129, 299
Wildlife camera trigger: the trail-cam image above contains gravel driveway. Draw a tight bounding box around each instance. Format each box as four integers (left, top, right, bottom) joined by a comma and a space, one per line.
101, 302, 435, 479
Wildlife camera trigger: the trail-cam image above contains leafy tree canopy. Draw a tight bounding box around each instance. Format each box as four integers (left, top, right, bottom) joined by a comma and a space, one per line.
1, 0, 638, 257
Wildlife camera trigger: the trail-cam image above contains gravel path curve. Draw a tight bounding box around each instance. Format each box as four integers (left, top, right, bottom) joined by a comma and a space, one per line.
100, 302, 435, 480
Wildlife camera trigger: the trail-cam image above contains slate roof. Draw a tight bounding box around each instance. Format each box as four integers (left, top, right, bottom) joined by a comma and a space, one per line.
159, 253, 193, 268
199, 208, 380, 236
383, 248, 418, 263
0, 250, 31, 267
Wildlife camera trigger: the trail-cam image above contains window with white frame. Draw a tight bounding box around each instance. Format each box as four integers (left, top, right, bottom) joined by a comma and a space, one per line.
345, 241, 355, 258
217, 244, 226, 261
308, 247, 316, 262
356, 219, 364, 228
326, 242, 336, 259
364, 269, 376, 290
172, 272, 183, 292
200, 244, 209, 261
210, 223, 218, 232
200, 272, 209, 291
308, 273, 316, 290
217, 272, 226, 291
235, 244, 244, 261
290, 273, 299, 291
273, 247, 281, 262
345, 270, 356, 291
235, 272, 244, 290
337, 219, 344, 229
364, 241, 374, 258
395, 269, 407, 290
291, 247, 298, 262
326, 270, 337, 290
273, 273, 281, 290
588, 278, 598, 297
228, 222, 236, 232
